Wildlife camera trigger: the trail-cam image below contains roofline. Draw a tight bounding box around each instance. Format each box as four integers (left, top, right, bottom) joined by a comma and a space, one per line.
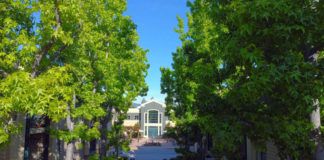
138, 99, 166, 109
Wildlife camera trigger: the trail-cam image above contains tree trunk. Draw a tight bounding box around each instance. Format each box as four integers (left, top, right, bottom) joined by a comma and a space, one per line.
99, 122, 107, 158
115, 127, 120, 159
199, 134, 207, 160
309, 0, 324, 159
115, 143, 119, 159
65, 94, 75, 160
304, 45, 323, 159
77, 119, 84, 159
57, 119, 65, 160
66, 142, 73, 160
115, 116, 120, 159
311, 99, 324, 160
99, 105, 113, 159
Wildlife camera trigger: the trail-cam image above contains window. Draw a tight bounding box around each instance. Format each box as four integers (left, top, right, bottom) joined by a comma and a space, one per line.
159, 113, 162, 123
135, 115, 139, 120
145, 126, 147, 136
128, 115, 130, 119
148, 126, 158, 138
159, 126, 161, 136
145, 113, 147, 123
149, 110, 158, 123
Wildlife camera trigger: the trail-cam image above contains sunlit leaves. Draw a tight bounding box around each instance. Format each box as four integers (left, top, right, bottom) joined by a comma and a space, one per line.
162, 0, 323, 159
0, 0, 148, 150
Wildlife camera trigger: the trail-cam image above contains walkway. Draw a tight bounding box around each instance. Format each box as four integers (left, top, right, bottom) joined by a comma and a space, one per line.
133, 147, 178, 160
129, 138, 177, 150
129, 138, 179, 160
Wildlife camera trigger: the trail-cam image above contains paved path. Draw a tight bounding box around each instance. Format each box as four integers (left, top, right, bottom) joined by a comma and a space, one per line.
132, 147, 178, 160
128, 138, 179, 160
130, 138, 177, 150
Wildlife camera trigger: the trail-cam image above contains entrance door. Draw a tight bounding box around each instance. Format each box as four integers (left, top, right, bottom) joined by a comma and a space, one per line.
148, 126, 158, 138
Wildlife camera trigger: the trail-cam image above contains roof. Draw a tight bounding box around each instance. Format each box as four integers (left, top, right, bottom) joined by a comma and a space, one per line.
141, 98, 147, 104
138, 99, 166, 109
127, 108, 140, 113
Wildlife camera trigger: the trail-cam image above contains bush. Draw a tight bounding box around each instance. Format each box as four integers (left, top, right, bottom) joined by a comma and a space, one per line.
143, 142, 161, 146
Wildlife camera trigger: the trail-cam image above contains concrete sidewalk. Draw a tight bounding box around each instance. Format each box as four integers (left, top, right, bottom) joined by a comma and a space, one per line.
132, 147, 179, 160
129, 138, 178, 150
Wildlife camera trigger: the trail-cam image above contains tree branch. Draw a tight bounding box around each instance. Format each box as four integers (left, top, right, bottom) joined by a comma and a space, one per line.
0, 69, 9, 78
50, 31, 79, 63
31, 38, 55, 78
50, 44, 67, 62
54, 0, 62, 29
105, 32, 110, 58
303, 43, 324, 65
31, 0, 62, 78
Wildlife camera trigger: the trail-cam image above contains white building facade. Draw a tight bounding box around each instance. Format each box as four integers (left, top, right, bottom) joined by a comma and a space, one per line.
123, 99, 173, 138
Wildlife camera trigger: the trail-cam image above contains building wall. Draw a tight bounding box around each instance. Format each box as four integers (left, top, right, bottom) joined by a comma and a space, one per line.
0, 113, 26, 160
139, 101, 169, 138
126, 113, 140, 121
266, 141, 280, 160
0, 101, 169, 160
0, 142, 10, 160
246, 138, 280, 160
123, 120, 139, 126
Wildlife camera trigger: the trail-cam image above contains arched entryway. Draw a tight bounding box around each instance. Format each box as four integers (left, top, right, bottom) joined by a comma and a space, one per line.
144, 109, 162, 138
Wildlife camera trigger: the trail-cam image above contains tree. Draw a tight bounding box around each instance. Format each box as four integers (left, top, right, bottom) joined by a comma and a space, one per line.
160, 15, 203, 159
162, 0, 323, 159
106, 113, 130, 159
164, 113, 202, 160
0, 1, 148, 160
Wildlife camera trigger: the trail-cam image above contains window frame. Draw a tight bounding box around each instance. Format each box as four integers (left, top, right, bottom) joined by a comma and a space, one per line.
159, 113, 162, 123
148, 110, 158, 123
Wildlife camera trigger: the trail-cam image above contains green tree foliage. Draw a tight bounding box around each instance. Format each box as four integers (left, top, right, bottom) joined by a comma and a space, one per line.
161, 0, 323, 159
165, 113, 202, 160
0, 0, 148, 157
107, 114, 130, 158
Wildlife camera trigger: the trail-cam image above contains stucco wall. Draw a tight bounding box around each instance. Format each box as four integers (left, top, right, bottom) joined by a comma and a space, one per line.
126, 113, 140, 120
247, 138, 280, 160
266, 141, 280, 160
0, 113, 26, 160
139, 101, 169, 136
123, 120, 140, 126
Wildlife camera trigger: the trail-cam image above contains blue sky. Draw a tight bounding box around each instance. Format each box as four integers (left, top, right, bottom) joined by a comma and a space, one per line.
124, 0, 190, 104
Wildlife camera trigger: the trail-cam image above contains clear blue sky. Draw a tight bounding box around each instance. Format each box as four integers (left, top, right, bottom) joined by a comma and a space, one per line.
124, 0, 190, 104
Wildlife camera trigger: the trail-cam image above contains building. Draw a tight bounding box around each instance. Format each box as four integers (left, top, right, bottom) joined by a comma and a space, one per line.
246, 138, 280, 160
0, 99, 173, 160
123, 99, 173, 138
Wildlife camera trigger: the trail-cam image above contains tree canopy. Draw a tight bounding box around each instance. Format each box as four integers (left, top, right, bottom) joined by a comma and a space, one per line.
0, 0, 148, 159
161, 0, 324, 159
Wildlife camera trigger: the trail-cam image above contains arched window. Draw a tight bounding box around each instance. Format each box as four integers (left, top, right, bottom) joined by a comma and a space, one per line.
149, 110, 158, 123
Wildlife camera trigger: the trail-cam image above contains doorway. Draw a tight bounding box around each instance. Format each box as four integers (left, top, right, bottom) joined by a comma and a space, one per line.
148, 126, 158, 138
